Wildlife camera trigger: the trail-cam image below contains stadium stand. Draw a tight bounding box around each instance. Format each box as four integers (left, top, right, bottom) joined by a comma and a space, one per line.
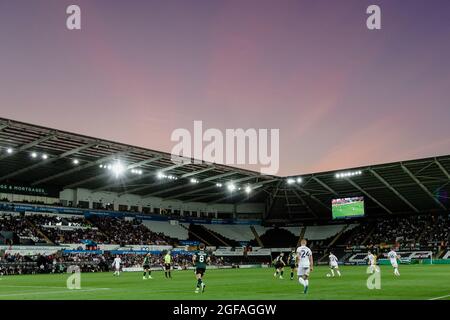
251, 227, 298, 248
142, 220, 189, 240
0, 212, 47, 244
0, 118, 449, 269
202, 224, 256, 242
303, 225, 347, 241
88, 216, 174, 245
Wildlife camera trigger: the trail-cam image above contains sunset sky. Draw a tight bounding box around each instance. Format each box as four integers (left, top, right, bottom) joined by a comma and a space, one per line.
1, 0, 449, 176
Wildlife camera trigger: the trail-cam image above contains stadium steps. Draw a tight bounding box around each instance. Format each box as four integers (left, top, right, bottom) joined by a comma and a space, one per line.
361, 223, 376, 245
25, 219, 54, 245
416, 220, 432, 243
201, 225, 231, 246
297, 226, 306, 246
203, 227, 242, 247
328, 224, 350, 248
250, 226, 263, 247
318, 225, 350, 262
181, 224, 212, 246
87, 217, 115, 239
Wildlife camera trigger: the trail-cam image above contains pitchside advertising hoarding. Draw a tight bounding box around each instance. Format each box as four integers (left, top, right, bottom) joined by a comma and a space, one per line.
0, 202, 261, 226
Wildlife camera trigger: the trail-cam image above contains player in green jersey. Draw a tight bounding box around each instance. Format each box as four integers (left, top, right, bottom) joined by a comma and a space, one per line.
142, 253, 152, 280
192, 243, 211, 293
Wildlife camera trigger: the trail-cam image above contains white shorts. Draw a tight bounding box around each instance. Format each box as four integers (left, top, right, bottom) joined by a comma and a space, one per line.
297, 266, 310, 276
390, 262, 398, 268
115, 266, 120, 271
330, 263, 338, 268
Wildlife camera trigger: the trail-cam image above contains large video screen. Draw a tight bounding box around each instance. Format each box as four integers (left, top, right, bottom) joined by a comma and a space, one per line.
332, 197, 365, 219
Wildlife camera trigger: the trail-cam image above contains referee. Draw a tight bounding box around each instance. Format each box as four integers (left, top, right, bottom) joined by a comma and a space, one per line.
164, 250, 172, 278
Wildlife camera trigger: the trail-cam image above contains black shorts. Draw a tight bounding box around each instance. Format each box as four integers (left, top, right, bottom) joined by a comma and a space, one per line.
275, 263, 284, 269
290, 264, 296, 269
196, 267, 206, 276
164, 263, 171, 270
143, 265, 150, 270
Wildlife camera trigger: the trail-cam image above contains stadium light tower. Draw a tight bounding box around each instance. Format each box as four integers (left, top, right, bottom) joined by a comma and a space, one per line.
6, 147, 13, 154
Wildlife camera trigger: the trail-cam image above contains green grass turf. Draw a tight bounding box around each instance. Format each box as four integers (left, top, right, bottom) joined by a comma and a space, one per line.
0, 265, 449, 300
332, 202, 364, 218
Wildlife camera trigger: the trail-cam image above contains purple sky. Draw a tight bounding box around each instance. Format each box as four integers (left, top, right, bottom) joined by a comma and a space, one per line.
1, 0, 449, 176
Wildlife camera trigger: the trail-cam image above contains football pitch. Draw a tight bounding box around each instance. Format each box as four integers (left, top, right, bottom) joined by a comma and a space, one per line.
0, 265, 449, 300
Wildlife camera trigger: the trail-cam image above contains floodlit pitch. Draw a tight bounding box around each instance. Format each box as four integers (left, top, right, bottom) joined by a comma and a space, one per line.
0, 265, 449, 300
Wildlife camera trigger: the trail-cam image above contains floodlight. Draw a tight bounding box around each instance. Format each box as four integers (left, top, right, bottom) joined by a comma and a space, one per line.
111, 161, 125, 178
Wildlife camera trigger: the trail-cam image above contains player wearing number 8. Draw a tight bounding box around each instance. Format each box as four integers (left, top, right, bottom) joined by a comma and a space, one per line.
192, 243, 211, 293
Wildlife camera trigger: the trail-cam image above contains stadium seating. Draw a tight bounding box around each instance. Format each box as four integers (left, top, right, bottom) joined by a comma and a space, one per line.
186, 224, 240, 247
303, 225, 347, 240
88, 216, 174, 245
251, 227, 298, 248
0, 212, 47, 244
202, 224, 255, 242
142, 220, 189, 240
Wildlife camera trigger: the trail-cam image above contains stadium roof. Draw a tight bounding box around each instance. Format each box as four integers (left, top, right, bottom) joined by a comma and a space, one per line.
0, 117, 449, 221
0, 117, 278, 204
267, 155, 450, 223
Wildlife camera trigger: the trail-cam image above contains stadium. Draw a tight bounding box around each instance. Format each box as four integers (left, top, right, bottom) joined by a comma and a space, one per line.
0, 117, 448, 300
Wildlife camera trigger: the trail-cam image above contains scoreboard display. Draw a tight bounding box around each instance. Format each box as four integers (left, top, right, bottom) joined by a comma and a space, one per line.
332, 197, 365, 219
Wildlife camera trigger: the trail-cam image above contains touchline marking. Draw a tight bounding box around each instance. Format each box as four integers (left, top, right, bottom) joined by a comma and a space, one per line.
0, 285, 111, 290
0, 288, 111, 297
428, 294, 450, 300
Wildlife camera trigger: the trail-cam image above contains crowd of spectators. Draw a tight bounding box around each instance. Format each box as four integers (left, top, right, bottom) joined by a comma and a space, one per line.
338, 214, 449, 252
0, 212, 175, 246
0, 214, 46, 244
0, 251, 227, 275
89, 216, 173, 245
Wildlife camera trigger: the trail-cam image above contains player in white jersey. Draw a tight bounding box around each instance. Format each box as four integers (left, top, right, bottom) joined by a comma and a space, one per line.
112, 255, 122, 276
388, 248, 400, 276
296, 239, 313, 294
328, 252, 341, 277
367, 251, 379, 273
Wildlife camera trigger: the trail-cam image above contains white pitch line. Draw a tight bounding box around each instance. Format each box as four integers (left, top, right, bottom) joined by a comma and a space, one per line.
1, 285, 111, 290
0, 288, 110, 298
428, 294, 450, 300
